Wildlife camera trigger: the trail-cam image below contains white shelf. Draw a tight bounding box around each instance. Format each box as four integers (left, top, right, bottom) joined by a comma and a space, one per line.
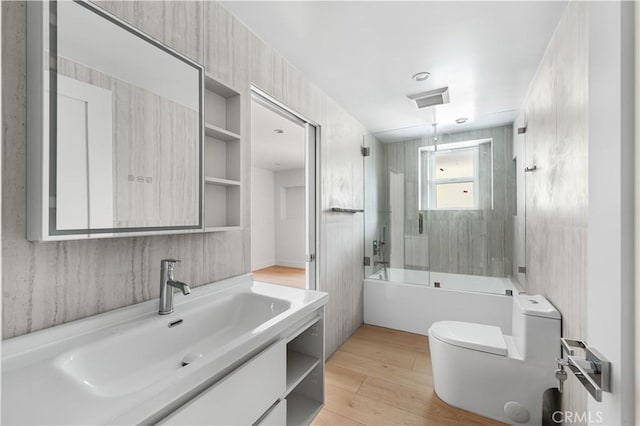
204, 72, 240, 98
205, 176, 241, 187
286, 351, 320, 395
204, 184, 240, 229
286, 393, 323, 426
205, 123, 240, 141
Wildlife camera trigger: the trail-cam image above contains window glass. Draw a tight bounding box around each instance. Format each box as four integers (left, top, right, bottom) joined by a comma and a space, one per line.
418, 139, 492, 211
435, 182, 475, 209
434, 149, 474, 180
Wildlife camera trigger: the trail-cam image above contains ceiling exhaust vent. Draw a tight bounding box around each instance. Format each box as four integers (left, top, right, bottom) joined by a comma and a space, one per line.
407, 87, 450, 109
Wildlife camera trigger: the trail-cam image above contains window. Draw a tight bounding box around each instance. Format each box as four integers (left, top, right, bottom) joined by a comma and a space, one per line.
418, 139, 492, 210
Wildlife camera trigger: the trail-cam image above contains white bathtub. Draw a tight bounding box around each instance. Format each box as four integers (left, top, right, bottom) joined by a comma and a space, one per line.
364, 268, 517, 336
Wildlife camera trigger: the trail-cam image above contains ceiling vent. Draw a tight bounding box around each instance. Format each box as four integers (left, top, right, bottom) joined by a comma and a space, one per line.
407, 87, 450, 109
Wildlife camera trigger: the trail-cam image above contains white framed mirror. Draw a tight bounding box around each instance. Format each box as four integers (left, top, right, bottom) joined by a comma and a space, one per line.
27, 0, 203, 241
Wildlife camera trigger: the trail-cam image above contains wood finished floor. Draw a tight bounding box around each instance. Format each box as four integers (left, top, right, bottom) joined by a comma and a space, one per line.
252, 266, 306, 289
312, 325, 505, 426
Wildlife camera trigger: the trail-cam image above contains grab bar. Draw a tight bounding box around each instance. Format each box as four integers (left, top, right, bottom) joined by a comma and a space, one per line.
418, 212, 424, 234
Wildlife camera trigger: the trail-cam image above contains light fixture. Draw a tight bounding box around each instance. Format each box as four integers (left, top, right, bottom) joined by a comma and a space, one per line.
412, 71, 431, 82
455, 117, 468, 124
274, 129, 284, 134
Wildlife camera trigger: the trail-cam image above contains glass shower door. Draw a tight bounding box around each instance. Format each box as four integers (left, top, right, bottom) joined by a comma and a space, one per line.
363, 133, 386, 279
363, 122, 516, 296
363, 131, 431, 286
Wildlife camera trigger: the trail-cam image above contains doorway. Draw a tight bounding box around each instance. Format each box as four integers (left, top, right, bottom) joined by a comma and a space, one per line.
250, 88, 318, 290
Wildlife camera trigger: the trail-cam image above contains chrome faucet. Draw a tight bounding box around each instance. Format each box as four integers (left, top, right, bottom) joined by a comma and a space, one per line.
159, 259, 191, 315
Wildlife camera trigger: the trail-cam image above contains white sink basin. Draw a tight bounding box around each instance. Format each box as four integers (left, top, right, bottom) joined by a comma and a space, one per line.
54, 292, 291, 397
2, 275, 328, 426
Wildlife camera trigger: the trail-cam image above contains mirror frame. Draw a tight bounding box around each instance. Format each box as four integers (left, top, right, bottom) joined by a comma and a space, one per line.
26, 0, 204, 241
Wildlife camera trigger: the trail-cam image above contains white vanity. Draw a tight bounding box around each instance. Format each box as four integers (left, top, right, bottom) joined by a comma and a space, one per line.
2, 274, 327, 425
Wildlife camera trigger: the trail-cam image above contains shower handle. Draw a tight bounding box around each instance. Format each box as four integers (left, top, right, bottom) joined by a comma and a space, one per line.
418, 212, 424, 234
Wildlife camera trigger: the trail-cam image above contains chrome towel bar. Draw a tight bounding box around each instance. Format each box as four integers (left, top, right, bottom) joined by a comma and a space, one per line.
557, 338, 610, 402
330, 207, 364, 213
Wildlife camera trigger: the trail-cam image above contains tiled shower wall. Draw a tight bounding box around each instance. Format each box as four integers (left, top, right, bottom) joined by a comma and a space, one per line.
2, 1, 365, 357
515, 2, 588, 419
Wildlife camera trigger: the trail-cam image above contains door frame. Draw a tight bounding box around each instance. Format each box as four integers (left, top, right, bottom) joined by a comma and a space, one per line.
250, 85, 321, 291
587, 3, 635, 423
635, 1, 640, 422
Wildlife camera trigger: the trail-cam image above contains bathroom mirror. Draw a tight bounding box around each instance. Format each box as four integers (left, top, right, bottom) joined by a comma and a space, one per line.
27, 1, 203, 241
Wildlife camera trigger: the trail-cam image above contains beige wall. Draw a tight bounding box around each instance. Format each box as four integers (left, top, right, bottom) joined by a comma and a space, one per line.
517, 2, 588, 417
2, 1, 365, 357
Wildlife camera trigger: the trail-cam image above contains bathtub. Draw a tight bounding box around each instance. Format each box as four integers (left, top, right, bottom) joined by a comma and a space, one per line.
364, 268, 518, 336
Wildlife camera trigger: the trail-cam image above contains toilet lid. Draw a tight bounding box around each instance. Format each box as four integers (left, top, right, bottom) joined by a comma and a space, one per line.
429, 321, 508, 356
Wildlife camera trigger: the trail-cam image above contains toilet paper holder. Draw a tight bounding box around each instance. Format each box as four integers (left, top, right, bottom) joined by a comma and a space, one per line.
557, 338, 610, 402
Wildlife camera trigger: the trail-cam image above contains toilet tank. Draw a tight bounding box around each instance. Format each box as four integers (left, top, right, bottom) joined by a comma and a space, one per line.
512, 294, 561, 364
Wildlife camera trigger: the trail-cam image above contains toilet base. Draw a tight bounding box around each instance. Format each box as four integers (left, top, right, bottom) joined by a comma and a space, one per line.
429, 334, 557, 425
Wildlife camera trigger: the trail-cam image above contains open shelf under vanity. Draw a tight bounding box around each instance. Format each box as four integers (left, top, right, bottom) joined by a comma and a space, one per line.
284, 316, 324, 425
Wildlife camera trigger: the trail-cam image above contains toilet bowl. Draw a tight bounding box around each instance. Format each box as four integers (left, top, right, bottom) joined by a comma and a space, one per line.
428, 294, 561, 425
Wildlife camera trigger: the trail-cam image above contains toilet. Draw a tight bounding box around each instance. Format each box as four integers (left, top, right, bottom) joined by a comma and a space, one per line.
428, 294, 561, 425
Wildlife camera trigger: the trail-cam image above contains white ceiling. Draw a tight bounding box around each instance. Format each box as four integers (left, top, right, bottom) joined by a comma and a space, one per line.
223, 1, 567, 139
251, 98, 306, 171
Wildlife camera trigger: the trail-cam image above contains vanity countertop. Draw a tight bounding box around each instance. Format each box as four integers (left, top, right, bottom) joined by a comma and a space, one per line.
1, 274, 327, 425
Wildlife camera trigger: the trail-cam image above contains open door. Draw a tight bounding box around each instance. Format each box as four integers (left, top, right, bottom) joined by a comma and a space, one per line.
250, 87, 319, 291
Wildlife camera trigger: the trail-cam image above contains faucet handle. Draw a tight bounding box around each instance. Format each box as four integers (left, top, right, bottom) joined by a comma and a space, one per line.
161, 259, 181, 269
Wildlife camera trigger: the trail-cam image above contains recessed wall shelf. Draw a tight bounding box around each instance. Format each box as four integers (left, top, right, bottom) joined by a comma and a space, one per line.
203, 73, 242, 231
204, 177, 241, 186
205, 123, 240, 141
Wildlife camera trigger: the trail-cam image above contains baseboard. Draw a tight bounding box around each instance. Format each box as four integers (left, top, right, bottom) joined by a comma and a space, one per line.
251, 260, 276, 271
275, 260, 306, 269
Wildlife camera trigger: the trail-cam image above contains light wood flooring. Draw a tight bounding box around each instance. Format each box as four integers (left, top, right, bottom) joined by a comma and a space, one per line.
312, 325, 504, 426
253, 265, 306, 289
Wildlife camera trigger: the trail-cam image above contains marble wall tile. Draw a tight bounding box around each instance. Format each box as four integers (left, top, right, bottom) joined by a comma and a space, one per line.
94, 1, 204, 64
322, 214, 364, 355
519, 2, 588, 420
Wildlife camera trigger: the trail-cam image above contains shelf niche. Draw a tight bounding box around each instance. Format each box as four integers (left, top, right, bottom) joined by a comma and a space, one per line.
203, 73, 242, 232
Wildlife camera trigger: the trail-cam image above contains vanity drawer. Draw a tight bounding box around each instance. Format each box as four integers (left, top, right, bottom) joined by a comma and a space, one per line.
161, 340, 286, 425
